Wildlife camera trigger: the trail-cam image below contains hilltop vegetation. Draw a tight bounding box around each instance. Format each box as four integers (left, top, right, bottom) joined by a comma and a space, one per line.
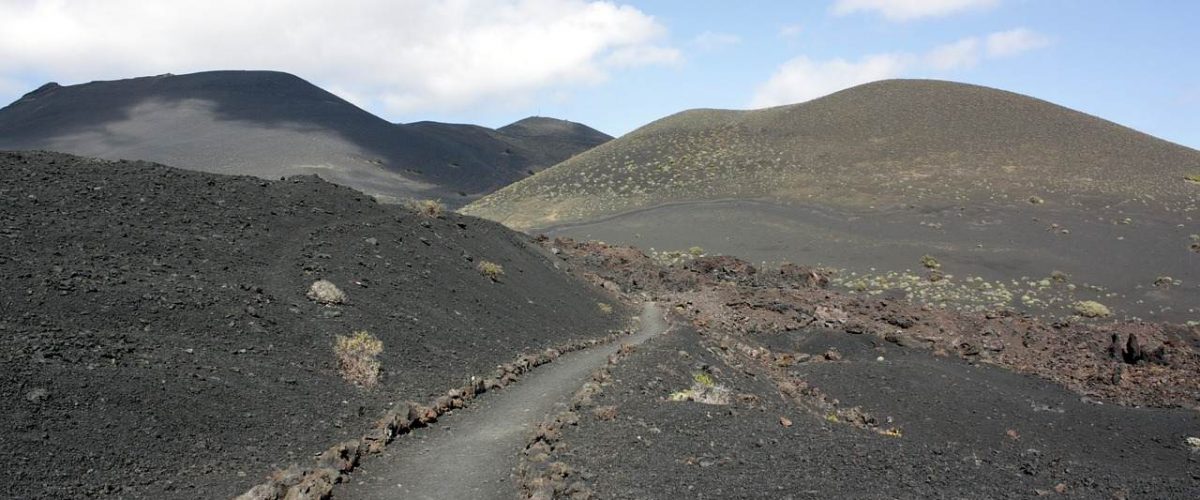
465, 79, 1200, 229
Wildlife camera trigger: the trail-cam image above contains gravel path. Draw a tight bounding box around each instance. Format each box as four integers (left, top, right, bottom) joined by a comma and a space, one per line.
334, 302, 668, 499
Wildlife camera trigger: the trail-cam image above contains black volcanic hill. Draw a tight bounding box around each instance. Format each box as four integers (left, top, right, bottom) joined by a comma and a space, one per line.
0, 151, 623, 498
496, 116, 616, 170
0, 71, 611, 204
466, 79, 1200, 228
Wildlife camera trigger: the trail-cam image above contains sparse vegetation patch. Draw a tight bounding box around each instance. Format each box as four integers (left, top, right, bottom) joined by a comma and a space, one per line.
406, 198, 445, 218
334, 331, 384, 387
477, 260, 505, 281
1073, 300, 1112, 318
307, 279, 347, 305
668, 371, 731, 405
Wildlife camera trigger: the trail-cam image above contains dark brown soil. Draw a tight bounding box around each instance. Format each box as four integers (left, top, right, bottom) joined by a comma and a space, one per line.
544, 237, 1200, 410
0, 151, 624, 499
541, 198, 1200, 323
558, 324, 1200, 498
533, 239, 1200, 498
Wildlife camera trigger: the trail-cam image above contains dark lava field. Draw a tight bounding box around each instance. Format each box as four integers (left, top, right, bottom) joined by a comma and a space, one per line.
0, 151, 624, 498
3, 150, 1200, 499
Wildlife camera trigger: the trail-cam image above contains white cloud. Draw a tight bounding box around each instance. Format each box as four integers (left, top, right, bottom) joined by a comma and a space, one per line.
0, 0, 678, 114
750, 27, 1050, 107
925, 37, 981, 70
832, 0, 999, 21
986, 28, 1052, 57
750, 54, 910, 108
691, 31, 742, 50
779, 24, 804, 38
604, 45, 683, 68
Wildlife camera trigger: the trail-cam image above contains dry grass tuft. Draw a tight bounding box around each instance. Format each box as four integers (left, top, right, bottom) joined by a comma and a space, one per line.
477, 260, 505, 281
592, 405, 619, 421
1073, 300, 1112, 318
406, 199, 445, 218
307, 279, 347, 305
668, 372, 731, 405
335, 331, 383, 387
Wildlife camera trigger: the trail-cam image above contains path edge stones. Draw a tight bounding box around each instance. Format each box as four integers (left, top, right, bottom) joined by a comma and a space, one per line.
516, 306, 670, 500
233, 328, 634, 500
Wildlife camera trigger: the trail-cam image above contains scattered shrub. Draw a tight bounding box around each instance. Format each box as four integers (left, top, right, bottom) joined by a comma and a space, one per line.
1154, 276, 1177, 287
920, 254, 941, 270
597, 302, 613, 314
688, 246, 705, 257
1028, 195, 1044, 204
477, 260, 505, 281
1050, 270, 1069, 282
335, 331, 383, 386
592, 405, 619, 421
306, 279, 347, 305
1185, 174, 1200, 184
406, 199, 445, 218
667, 372, 730, 405
1073, 300, 1112, 318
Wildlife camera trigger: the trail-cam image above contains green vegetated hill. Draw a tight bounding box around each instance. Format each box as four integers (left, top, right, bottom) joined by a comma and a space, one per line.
464, 79, 1200, 230
464, 79, 1200, 323
0, 71, 611, 204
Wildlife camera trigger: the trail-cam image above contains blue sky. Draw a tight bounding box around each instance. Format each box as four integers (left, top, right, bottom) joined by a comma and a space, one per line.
495, 0, 1200, 148
1, 0, 1198, 148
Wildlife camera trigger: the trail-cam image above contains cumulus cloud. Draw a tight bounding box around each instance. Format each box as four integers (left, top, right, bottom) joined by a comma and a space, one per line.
779, 24, 804, 38
925, 37, 981, 70
925, 28, 1049, 71
750, 54, 910, 108
986, 28, 1052, 57
832, 0, 999, 21
0, 0, 679, 114
751, 27, 1050, 107
691, 31, 742, 50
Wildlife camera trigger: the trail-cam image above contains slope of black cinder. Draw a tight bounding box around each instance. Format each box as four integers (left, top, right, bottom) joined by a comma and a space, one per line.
565, 327, 1200, 499
495, 117, 615, 173
0, 151, 624, 499
0, 71, 611, 203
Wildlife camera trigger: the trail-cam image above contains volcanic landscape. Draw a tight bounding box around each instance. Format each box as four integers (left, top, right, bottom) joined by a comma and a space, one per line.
2, 71, 1199, 500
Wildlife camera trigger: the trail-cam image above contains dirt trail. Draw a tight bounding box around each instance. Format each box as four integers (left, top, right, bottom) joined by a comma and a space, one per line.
334, 302, 668, 500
